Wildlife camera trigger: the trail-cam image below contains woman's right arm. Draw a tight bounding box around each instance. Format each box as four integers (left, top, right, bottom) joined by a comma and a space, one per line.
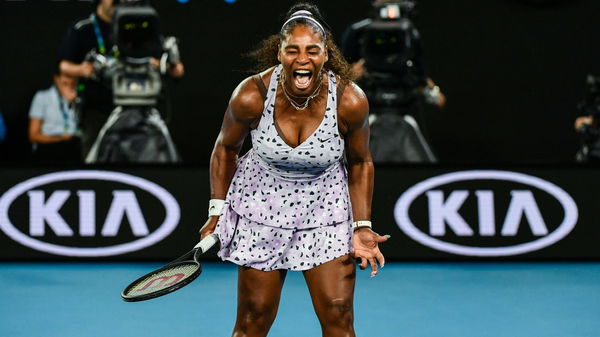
59, 60, 95, 78
199, 77, 265, 238
28, 118, 72, 144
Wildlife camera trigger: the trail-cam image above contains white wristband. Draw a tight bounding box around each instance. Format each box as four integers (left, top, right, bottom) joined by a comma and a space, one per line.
352, 220, 372, 230
208, 199, 225, 217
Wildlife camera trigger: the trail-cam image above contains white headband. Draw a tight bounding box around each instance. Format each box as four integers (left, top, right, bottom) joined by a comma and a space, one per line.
280, 10, 327, 40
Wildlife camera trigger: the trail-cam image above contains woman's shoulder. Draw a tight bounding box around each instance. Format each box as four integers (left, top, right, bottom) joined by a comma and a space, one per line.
31, 86, 55, 104
337, 80, 369, 125
229, 67, 277, 120
257, 66, 276, 88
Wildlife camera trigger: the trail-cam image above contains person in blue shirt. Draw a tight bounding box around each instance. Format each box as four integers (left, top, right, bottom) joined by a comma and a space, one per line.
28, 71, 81, 161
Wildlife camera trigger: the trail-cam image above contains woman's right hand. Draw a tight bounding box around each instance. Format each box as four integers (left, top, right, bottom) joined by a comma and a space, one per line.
199, 216, 219, 239
79, 61, 95, 78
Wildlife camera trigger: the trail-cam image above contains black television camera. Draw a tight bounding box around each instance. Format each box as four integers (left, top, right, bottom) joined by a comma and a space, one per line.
575, 74, 600, 162
87, 1, 180, 106
84, 0, 181, 163
359, 1, 424, 108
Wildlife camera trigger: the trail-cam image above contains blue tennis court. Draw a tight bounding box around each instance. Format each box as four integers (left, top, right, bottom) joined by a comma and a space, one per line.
1, 262, 598, 337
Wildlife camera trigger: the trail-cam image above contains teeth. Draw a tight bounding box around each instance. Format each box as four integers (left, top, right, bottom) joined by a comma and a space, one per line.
295, 70, 311, 75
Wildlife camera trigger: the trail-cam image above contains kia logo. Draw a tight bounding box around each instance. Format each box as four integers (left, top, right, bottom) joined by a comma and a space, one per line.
394, 170, 578, 256
0, 170, 180, 257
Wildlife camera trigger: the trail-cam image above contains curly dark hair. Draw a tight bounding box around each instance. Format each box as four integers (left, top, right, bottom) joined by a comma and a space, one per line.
248, 2, 355, 83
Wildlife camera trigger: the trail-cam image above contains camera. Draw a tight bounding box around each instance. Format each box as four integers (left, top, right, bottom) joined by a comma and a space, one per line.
359, 1, 423, 107
86, 0, 181, 106
84, 0, 181, 163
362, 1, 417, 73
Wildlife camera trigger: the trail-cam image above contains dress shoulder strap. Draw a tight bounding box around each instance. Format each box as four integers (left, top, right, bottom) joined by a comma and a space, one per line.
336, 79, 347, 108
252, 74, 268, 101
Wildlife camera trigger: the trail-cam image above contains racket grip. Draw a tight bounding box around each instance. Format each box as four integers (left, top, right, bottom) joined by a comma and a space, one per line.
194, 233, 218, 253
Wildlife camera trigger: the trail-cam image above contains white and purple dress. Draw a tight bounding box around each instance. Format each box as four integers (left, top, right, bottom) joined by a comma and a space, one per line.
215, 65, 353, 271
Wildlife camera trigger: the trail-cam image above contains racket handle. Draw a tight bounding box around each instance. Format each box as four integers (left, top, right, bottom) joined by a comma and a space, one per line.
194, 233, 218, 253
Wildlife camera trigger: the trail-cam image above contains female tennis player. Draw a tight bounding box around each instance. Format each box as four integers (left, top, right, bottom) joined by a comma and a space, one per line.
200, 3, 388, 336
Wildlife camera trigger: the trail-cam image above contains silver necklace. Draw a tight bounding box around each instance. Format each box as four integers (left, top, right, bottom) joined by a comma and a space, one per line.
280, 72, 323, 110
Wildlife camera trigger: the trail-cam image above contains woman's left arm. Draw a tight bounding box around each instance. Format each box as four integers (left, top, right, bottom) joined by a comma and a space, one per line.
339, 82, 389, 277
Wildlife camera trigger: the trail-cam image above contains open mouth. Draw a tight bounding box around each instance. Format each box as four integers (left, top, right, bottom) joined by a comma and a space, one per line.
292, 69, 313, 90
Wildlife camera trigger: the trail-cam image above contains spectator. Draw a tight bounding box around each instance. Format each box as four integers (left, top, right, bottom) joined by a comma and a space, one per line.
58, 0, 116, 158
28, 71, 81, 162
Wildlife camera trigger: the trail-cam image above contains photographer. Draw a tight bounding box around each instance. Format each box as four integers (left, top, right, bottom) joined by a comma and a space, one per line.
575, 75, 600, 162
58, 0, 184, 159
341, 0, 445, 163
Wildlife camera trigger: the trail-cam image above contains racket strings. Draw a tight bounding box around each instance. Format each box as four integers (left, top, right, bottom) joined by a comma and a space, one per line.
124, 263, 199, 297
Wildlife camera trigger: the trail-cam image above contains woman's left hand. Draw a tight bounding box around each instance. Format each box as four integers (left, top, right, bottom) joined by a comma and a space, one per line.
352, 228, 389, 277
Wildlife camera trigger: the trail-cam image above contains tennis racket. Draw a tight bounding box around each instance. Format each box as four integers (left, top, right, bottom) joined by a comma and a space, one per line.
121, 234, 218, 302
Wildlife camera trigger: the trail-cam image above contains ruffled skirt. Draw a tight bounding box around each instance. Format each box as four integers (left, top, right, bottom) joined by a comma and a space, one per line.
215, 206, 352, 271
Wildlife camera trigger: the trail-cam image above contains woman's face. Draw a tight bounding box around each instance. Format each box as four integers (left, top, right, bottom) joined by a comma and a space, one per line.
54, 74, 76, 103
278, 24, 329, 96
98, 0, 116, 20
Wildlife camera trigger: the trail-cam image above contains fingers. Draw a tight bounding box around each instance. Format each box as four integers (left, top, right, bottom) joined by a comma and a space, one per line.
369, 257, 378, 277
355, 251, 386, 276
354, 247, 387, 276
375, 234, 391, 243
359, 257, 368, 270
375, 251, 385, 269
351, 251, 367, 269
